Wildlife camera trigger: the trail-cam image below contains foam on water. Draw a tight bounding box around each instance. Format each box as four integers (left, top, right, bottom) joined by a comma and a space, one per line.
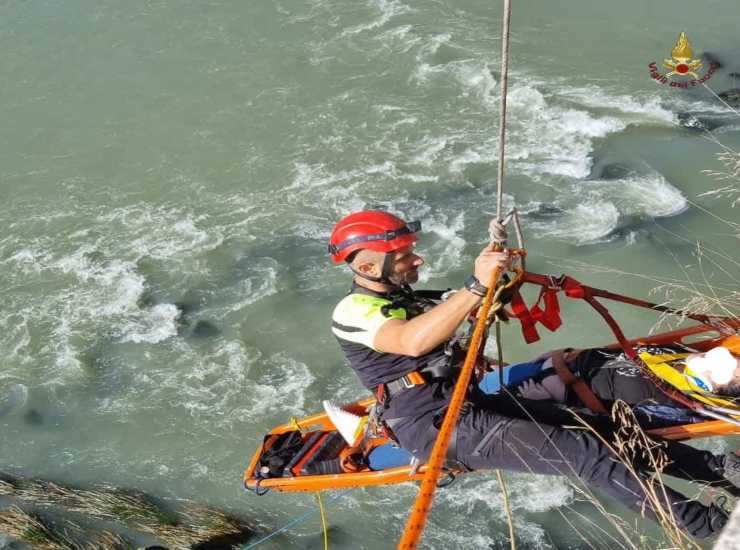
288, 161, 422, 218
407, 62, 648, 183
538, 200, 621, 245
526, 172, 687, 244
557, 84, 678, 125
141, 342, 317, 429
410, 33, 454, 82
507, 85, 627, 179
590, 172, 689, 219
674, 95, 740, 115
222, 257, 280, 316
453, 61, 498, 105
242, 353, 316, 419
339, 0, 412, 38
377, 24, 423, 54
96, 206, 223, 260
2, 247, 51, 275
413, 59, 497, 106
713, 122, 740, 135
448, 146, 493, 174
0, 313, 31, 363
49, 315, 84, 374
431, 473, 574, 548
3, 5, 737, 548
123, 303, 181, 344
91, 336, 315, 445
438, 474, 573, 514
0, 203, 233, 384
405, 46, 689, 188
417, 211, 466, 281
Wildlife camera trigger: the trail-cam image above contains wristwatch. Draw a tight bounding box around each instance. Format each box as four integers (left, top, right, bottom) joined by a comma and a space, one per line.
464, 275, 488, 297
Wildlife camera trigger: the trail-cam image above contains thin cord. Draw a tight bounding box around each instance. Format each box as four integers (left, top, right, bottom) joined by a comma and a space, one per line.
241, 491, 348, 549
701, 82, 740, 119
316, 492, 329, 550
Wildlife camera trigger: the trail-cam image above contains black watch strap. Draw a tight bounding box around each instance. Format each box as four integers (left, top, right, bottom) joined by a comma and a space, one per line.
464, 274, 488, 297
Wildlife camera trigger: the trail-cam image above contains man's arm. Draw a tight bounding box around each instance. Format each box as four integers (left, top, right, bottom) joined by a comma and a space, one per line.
374, 247, 509, 357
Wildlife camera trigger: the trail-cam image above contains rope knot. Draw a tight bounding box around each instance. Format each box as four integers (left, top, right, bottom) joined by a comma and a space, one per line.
488, 216, 510, 246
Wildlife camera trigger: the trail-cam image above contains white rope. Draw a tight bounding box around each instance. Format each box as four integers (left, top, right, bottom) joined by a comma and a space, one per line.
495, 0, 513, 223
494, 7, 517, 550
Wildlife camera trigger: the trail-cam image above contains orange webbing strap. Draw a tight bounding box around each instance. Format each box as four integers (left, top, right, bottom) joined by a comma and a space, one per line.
397, 265, 506, 550
551, 350, 607, 414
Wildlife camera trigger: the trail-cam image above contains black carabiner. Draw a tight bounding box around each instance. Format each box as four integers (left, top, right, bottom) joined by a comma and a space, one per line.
245, 477, 271, 496
436, 471, 456, 489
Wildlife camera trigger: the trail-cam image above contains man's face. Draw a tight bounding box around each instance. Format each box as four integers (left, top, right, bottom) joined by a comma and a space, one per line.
387, 245, 424, 285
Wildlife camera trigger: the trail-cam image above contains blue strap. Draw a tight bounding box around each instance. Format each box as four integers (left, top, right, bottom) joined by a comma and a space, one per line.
478, 360, 545, 394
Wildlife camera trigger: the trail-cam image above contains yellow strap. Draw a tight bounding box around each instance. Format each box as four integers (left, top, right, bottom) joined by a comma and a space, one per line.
289, 417, 303, 433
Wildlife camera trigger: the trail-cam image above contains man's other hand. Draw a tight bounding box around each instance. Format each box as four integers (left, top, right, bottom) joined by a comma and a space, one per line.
473, 245, 511, 286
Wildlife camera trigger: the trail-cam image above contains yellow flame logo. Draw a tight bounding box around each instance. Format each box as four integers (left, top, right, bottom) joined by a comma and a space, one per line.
663, 32, 702, 78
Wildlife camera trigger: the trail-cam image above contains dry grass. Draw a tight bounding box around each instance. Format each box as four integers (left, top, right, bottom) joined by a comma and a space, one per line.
0, 479, 15, 496
0, 474, 253, 549
81, 531, 130, 550
0, 506, 129, 550
563, 402, 702, 550
0, 506, 75, 550
4, 479, 171, 525
701, 149, 740, 208
608, 401, 699, 550
498, 385, 672, 550
136, 503, 253, 550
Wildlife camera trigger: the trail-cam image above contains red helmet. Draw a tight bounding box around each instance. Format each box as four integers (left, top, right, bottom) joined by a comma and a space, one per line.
328, 211, 420, 264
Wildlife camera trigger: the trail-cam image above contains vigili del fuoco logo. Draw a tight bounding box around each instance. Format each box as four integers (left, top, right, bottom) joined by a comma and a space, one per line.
648, 32, 719, 88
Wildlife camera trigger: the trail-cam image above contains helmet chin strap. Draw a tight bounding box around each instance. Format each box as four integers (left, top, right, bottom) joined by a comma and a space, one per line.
348, 252, 400, 287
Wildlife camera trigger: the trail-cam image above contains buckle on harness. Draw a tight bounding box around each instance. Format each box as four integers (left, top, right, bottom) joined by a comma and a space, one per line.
376, 371, 428, 404
404, 371, 426, 387
546, 274, 563, 290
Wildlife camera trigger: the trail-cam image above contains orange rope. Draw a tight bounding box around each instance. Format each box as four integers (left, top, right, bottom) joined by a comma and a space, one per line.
397, 263, 506, 549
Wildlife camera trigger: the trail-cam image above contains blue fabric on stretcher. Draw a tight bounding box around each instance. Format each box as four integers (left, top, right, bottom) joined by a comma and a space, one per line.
478, 360, 545, 395
367, 443, 414, 470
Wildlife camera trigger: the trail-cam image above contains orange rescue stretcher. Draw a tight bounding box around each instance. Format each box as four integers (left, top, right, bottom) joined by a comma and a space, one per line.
243, 326, 739, 494
243, 272, 740, 494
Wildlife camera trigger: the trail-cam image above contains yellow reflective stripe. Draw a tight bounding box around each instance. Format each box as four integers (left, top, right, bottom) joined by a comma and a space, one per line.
331, 294, 406, 350
335, 294, 406, 324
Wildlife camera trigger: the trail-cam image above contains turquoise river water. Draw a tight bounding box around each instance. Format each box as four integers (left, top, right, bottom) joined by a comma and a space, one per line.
1, 1, 740, 548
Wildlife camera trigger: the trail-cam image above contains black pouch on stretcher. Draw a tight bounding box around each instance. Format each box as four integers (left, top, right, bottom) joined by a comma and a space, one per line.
258, 430, 346, 478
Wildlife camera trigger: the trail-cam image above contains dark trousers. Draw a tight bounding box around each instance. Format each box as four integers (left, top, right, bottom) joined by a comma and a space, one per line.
390, 390, 727, 539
